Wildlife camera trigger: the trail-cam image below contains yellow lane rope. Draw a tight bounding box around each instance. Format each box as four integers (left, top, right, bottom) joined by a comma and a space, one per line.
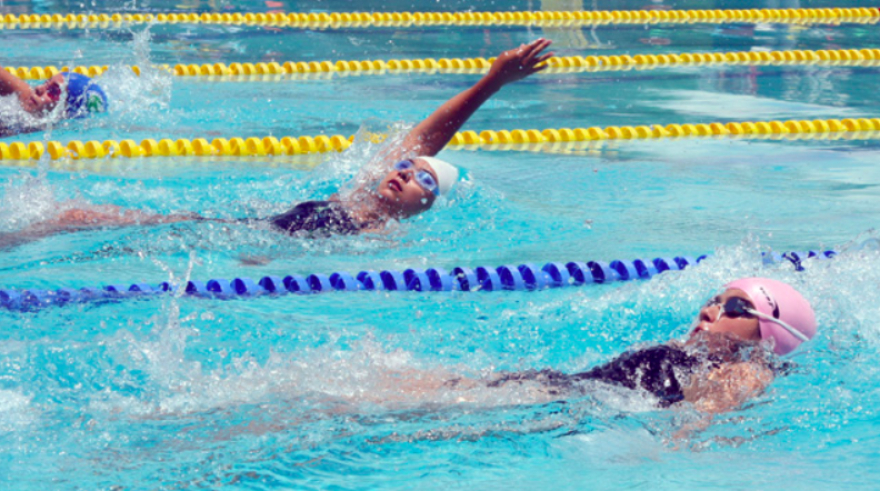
9, 47, 880, 81
0, 152, 326, 172
0, 8, 877, 30
0, 142, 624, 171
0, 142, 628, 171
2, 117, 879, 162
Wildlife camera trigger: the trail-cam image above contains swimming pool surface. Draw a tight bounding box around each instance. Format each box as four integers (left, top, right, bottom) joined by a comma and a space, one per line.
2, 0, 880, 489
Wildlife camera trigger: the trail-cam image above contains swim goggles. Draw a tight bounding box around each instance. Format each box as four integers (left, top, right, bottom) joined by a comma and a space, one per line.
706, 296, 810, 343
393, 160, 439, 196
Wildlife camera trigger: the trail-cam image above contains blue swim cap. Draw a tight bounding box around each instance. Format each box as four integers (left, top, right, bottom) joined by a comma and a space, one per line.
62, 73, 108, 119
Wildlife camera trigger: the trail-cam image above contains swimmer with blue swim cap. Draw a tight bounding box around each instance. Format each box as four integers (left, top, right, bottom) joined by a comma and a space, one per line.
0, 67, 107, 135
58, 72, 109, 118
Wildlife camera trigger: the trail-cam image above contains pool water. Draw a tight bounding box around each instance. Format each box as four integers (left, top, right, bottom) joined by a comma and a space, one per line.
2, 0, 880, 489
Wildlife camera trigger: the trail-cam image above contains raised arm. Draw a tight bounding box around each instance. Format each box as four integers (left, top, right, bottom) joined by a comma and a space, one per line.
0, 66, 54, 114
398, 38, 553, 158
0, 66, 30, 97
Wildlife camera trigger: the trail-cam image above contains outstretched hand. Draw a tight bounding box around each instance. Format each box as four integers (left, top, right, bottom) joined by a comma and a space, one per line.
485, 38, 554, 88
19, 89, 55, 115
394, 38, 553, 160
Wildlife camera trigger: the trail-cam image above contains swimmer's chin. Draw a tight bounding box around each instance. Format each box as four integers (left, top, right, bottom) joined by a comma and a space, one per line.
377, 189, 406, 205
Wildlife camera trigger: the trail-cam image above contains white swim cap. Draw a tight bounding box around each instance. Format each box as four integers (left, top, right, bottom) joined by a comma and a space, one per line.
417, 156, 459, 196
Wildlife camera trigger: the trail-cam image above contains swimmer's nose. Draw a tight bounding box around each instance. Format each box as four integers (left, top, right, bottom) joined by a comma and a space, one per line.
699, 304, 719, 324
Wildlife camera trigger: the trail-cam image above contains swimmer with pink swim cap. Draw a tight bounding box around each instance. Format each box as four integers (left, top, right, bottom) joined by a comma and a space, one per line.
723, 277, 817, 355
691, 277, 817, 356
388, 278, 817, 417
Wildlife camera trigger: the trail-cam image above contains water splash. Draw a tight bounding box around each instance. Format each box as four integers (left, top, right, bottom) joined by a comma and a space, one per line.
97, 26, 174, 134
0, 389, 35, 433
0, 174, 59, 232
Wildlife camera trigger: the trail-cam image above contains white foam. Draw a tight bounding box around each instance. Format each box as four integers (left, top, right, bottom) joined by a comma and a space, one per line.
0, 389, 36, 432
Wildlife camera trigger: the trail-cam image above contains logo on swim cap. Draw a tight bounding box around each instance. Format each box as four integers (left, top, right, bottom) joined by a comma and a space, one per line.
62, 73, 109, 119
755, 285, 781, 318
726, 277, 817, 355
86, 92, 106, 113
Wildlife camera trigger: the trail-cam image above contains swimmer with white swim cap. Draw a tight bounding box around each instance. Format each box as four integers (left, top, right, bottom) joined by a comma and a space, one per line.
3, 40, 552, 242
268, 39, 553, 236
0, 68, 108, 136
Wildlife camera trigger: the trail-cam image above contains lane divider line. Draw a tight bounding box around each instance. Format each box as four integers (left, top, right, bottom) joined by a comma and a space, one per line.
0, 250, 833, 311
9, 47, 880, 80
0, 8, 877, 30
2, 117, 880, 162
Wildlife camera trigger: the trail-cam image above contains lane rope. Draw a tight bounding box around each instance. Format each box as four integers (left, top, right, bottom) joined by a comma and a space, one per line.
2, 117, 880, 162
0, 141, 625, 172
9, 47, 880, 80
0, 250, 834, 311
0, 8, 877, 30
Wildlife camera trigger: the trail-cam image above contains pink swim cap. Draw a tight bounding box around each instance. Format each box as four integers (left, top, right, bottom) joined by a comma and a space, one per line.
726, 277, 817, 355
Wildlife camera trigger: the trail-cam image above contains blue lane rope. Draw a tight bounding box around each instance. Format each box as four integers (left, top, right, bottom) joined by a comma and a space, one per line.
0, 250, 837, 311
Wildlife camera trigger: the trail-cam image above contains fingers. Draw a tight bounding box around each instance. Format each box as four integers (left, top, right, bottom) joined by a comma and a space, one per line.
527, 38, 552, 55
529, 52, 554, 73
522, 39, 553, 67
504, 38, 552, 62
535, 53, 554, 64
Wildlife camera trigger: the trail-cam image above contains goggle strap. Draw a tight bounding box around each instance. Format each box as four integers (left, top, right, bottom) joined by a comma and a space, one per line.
745, 308, 810, 343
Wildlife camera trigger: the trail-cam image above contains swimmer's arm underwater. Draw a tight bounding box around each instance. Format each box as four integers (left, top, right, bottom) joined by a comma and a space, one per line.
671, 362, 773, 443
0, 204, 203, 251
395, 38, 554, 159
682, 361, 774, 414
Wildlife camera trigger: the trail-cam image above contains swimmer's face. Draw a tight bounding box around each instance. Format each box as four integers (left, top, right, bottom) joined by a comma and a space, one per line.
377, 157, 438, 218
31, 74, 66, 114
689, 288, 761, 348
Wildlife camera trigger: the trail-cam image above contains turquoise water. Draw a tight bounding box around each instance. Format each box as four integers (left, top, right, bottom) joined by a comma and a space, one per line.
2, 0, 880, 489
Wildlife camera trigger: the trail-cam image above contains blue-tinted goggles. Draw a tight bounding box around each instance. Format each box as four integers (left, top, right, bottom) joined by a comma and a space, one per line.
393, 160, 439, 196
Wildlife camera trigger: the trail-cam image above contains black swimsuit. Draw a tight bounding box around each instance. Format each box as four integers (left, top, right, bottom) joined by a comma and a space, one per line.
487, 345, 711, 407
268, 200, 364, 237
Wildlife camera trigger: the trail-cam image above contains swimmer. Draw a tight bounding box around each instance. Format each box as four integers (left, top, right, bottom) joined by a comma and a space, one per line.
2, 39, 553, 245
379, 278, 816, 416
140, 278, 816, 446
0, 68, 108, 136
268, 38, 553, 236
